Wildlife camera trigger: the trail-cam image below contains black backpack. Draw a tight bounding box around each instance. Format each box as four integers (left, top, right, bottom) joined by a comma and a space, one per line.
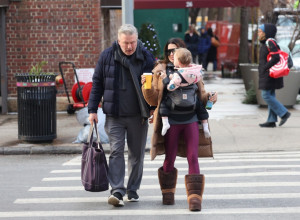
167, 84, 197, 114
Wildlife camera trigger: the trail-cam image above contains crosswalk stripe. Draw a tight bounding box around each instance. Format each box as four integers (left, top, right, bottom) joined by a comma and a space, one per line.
64, 151, 300, 161
68, 152, 300, 161
63, 158, 300, 166
1, 207, 300, 217
64, 151, 300, 164
14, 193, 300, 204
29, 182, 300, 191
212, 151, 300, 156
42, 171, 300, 181
10, 151, 300, 218
51, 164, 300, 173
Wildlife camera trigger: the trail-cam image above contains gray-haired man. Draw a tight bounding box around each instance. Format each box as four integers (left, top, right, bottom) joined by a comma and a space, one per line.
88, 24, 155, 207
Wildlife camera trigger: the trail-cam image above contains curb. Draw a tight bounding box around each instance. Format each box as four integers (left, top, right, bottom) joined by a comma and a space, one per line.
0, 144, 151, 155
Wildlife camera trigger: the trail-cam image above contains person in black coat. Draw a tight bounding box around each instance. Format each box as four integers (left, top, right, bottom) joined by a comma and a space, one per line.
205, 28, 219, 71
184, 24, 199, 63
257, 23, 291, 128
88, 24, 155, 206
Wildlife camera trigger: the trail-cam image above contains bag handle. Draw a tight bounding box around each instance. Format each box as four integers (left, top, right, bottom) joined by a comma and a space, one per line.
266, 38, 280, 52
87, 120, 101, 149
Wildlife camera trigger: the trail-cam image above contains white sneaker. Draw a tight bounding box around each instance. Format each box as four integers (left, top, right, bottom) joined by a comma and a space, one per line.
108, 192, 124, 207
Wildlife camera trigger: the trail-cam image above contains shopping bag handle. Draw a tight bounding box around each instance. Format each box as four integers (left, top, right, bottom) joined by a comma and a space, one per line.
87, 120, 101, 149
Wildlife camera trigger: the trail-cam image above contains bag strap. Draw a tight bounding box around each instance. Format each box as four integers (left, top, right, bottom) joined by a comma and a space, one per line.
266, 38, 280, 52
87, 120, 101, 149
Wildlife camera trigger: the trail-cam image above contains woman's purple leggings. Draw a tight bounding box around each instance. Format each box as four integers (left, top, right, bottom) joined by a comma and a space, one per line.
163, 121, 200, 174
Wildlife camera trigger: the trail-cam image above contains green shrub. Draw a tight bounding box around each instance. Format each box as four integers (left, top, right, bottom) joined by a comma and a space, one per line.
242, 81, 257, 104
29, 61, 54, 75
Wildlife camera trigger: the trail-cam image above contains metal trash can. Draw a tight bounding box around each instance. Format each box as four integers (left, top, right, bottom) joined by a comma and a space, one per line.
16, 74, 57, 141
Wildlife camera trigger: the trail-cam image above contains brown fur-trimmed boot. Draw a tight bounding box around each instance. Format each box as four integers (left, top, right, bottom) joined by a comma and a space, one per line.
185, 174, 205, 211
158, 167, 178, 205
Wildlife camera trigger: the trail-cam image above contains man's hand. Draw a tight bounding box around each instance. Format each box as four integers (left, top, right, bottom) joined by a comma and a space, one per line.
148, 109, 155, 124
141, 75, 146, 85
88, 113, 98, 125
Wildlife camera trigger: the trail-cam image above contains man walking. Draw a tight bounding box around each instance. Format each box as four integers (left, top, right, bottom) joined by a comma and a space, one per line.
88, 24, 155, 207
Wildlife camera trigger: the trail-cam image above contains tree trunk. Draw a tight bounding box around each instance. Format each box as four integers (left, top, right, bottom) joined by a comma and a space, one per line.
189, 8, 200, 25
208, 8, 217, 20
217, 8, 224, 21
200, 8, 207, 27
238, 7, 249, 64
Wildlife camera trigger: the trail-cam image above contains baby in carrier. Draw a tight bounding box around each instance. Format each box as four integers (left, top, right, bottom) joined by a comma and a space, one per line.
159, 48, 210, 137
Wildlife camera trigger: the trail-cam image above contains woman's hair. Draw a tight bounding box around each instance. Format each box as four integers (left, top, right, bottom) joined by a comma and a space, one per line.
207, 27, 213, 37
174, 48, 192, 66
185, 24, 199, 35
162, 38, 186, 64
118, 24, 138, 39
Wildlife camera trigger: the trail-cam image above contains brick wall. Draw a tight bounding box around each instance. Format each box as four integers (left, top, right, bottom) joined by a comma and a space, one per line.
6, 0, 103, 97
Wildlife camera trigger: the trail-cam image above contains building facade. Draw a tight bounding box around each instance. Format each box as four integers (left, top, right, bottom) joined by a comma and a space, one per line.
1, 0, 121, 113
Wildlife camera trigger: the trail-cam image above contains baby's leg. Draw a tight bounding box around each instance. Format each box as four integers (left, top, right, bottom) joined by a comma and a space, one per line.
160, 99, 171, 136
161, 117, 170, 136
202, 119, 210, 138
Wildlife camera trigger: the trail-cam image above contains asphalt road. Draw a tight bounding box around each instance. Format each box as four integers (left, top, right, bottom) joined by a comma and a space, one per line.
1, 151, 300, 219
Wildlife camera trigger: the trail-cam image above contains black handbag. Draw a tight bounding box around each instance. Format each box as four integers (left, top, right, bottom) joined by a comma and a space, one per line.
81, 120, 109, 192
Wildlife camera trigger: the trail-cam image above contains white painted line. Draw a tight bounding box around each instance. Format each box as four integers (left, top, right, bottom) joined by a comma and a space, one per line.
51, 169, 80, 173
42, 171, 300, 181
14, 193, 300, 204
212, 154, 300, 159
42, 177, 80, 181
50, 164, 300, 173
211, 151, 300, 156
206, 171, 300, 178
1, 207, 300, 217
63, 158, 300, 166
28, 182, 300, 191
64, 152, 300, 165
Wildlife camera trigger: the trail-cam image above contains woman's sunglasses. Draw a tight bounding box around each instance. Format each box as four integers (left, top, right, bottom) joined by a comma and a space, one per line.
166, 48, 176, 56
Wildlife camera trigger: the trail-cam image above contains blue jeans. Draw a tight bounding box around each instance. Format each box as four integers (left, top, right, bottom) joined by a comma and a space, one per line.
261, 89, 288, 123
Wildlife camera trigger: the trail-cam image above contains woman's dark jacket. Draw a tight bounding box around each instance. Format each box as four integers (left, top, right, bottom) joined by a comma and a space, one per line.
258, 24, 283, 90
88, 41, 155, 117
197, 30, 211, 54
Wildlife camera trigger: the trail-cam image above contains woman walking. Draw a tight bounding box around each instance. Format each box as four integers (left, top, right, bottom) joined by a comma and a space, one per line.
257, 24, 291, 127
141, 38, 217, 211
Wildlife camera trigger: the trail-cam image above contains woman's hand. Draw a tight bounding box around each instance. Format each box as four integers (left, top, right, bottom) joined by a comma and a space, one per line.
159, 70, 167, 79
209, 91, 218, 103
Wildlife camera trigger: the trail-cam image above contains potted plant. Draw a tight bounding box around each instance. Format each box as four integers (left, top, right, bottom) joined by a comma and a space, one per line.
251, 67, 300, 107
15, 61, 57, 141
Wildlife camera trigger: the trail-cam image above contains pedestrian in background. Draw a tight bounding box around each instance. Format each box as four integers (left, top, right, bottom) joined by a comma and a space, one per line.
205, 27, 219, 71
197, 27, 211, 67
184, 24, 199, 63
88, 24, 155, 207
141, 38, 217, 212
257, 23, 291, 128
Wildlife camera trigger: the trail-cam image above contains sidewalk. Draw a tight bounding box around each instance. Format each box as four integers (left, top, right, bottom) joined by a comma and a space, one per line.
1, 73, 299, 155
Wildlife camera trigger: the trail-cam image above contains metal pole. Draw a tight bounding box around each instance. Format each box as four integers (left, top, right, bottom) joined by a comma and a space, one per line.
122, 0, 134, 25
0, 8, 8, 114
